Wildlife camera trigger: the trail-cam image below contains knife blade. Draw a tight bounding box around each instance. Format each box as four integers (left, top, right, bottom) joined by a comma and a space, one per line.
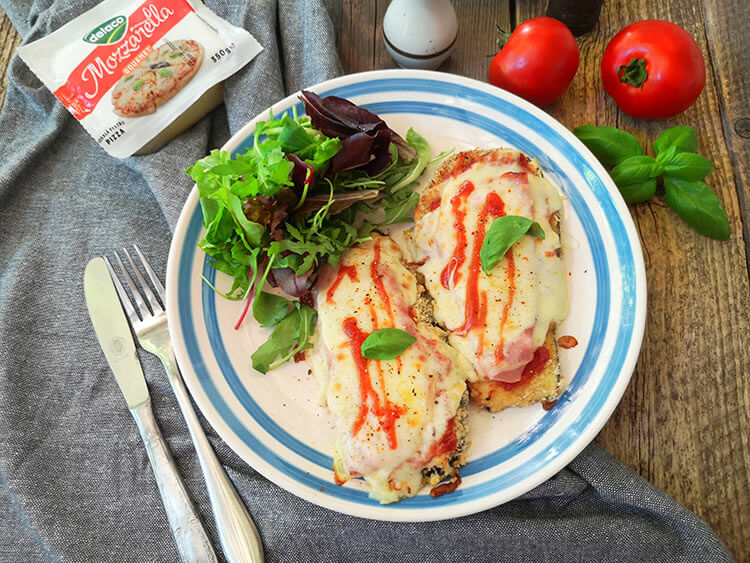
84, 257, 148, 408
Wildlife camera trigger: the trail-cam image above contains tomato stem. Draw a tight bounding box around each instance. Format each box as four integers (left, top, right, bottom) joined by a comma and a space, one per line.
618, 58, 648, 88
495, 24, 511, 49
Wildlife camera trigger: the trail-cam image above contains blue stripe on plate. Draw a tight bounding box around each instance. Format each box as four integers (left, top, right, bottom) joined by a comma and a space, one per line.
177, 77, 636, 509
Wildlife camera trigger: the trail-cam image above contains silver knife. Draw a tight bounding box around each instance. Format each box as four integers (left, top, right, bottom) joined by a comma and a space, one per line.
84, 257, 217, 562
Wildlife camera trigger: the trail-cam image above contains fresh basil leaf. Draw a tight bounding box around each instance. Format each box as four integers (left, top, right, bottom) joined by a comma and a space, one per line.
251, 308, 300, 373
654, 125, 698, 155
664, 177, 730, 240
655, 144, 678, 164
610, 155, 662, 186
619, 179, 657, 203
361, 328, 416, 360
252, 291, 291, 327
480, 215, 546, 275
663, 152, 713, 181
573, 125, 643, 166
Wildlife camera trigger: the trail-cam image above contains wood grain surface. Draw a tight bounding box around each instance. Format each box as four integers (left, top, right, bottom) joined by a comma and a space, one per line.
338, 1, 750, 559
2, 1, 747, 559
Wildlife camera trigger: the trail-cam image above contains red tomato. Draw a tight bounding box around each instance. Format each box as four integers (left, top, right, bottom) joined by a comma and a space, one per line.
488, 17, 579, 107
601, 20, 705, 119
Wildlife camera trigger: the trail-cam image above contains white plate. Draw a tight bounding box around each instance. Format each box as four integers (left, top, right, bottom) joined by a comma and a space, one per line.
166, 69, 646, 521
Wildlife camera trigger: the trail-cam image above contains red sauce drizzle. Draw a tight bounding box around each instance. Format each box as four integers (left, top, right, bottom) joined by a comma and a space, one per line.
458, 191, 506, 335
494, 254, 516, 363
371, 240, 392, 317
429, 199, 441, 211
427, 418, 457, 459
343, 317, 405, 449
440, 181, 475, 289
326, 264, 358, 304
371, 239, 403, 375
498, 346, 550, 390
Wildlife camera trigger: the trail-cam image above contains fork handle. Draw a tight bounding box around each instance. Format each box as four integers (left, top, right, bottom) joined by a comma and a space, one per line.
131, 400, 218, 563
161, 345, 264, 563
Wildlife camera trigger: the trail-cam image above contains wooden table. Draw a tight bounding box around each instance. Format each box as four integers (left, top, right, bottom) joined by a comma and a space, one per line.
2, 0, 747, 559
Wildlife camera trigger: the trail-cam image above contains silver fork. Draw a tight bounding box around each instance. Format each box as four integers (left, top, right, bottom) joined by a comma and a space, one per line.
107, 245, 264, 563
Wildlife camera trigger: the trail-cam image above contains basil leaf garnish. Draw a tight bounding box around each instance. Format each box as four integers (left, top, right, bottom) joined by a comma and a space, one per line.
361, 328, 416, 360
480, 215, 546, 275
619, 178, 657, 203
610, 155, 662, 186
663, 152, 713, 181
654, 125, 698, 155
573, 125, 643, 167
664, 177, 730, 240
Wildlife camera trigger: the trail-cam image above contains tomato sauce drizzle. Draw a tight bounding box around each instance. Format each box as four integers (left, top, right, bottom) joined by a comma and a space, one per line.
457, 191, 506, 335
343, 317, 405, 449
326, 264, 358, 304
440, 180, 475, 289
494, 254, 516, 363
426, 418, 457, 460
498, 346, 550, 390
371, 239, 403, 374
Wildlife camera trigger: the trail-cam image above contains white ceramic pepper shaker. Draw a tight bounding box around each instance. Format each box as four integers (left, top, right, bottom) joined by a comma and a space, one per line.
383, 0, 458, 70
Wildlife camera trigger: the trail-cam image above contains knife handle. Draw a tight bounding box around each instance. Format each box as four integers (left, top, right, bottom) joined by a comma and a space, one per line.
131, 400, 217, 563
161, 345, 264, 563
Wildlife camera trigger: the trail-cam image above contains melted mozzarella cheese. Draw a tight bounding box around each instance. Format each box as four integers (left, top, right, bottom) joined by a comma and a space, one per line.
412, 149, 568, 383
311, 236, 473, 503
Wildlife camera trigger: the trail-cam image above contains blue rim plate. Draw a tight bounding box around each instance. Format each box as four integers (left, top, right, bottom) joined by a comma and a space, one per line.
166, 69, 646, 521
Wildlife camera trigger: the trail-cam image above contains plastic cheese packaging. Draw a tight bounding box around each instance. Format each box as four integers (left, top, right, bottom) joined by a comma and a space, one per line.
17, 0, 262, 158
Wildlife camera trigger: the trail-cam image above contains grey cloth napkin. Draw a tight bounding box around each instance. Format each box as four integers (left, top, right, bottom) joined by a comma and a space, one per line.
0, 1, 734, 562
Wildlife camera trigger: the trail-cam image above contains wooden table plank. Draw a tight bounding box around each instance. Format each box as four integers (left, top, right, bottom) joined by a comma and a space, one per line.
0, 7, 20, 109
513, 2, 750, 559
342, 1, 750, 559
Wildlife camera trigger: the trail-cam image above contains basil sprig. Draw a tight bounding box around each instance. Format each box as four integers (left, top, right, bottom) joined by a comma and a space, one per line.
361, 328, 416, 360
573, 125, 729, 240
480, 215, 546, 274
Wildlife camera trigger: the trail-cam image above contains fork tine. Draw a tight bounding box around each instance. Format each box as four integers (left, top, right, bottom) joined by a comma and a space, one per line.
104, 256, 140, 325
122, 248, 162, 314
114, 251, 152, 319
133, 243, 166, 304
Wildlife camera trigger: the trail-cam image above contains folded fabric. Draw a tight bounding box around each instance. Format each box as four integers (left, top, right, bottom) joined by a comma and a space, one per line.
0, 1, 733, 561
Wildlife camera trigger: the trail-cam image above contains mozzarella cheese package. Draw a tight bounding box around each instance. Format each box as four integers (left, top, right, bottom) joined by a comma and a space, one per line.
17, 0, 262, 158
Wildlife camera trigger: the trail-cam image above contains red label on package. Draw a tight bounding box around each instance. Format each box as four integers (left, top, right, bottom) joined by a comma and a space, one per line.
53, 0, 193, 119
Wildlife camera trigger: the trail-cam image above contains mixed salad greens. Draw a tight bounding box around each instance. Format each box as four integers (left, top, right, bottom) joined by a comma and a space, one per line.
186, 91, 435, 373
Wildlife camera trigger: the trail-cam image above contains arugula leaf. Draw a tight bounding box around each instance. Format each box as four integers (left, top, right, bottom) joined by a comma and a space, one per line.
654, 125, 698, 155
251, 309, 300, 374
480, 215, 546, 275
610, 155, 662, 186
619, 179, 657, 203
250, 303, 318, 373
573, 125, 643, 166
389, 129, 430, 192
664, 177, 730, 240
252, 291, 291, 327
662, 152, 713, 181
361, 328, 416, 360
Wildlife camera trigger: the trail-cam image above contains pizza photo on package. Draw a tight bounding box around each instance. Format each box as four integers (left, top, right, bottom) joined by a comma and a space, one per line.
16, 0, 263, 158
112, 39, 204, 117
